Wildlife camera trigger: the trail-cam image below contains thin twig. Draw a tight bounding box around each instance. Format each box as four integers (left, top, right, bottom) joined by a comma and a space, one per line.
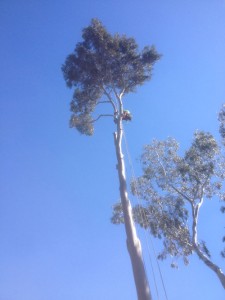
91, 114, 114, 123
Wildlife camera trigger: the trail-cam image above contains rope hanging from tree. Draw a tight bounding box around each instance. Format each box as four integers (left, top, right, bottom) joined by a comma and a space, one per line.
123, 125, 169, 300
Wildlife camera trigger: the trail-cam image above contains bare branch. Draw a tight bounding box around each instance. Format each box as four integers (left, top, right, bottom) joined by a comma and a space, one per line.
98, 101, 112, 105
119, 88, 126, 100
154, 149, 167, 177
101, 85, 117, 112
191, 195, 204, 248
111, 84, 125, 113
112, 85, 121, 102
91, 114, 114, 123
170, 184, 193, 204
193, 176, 208, 200
153, 149, 193, 203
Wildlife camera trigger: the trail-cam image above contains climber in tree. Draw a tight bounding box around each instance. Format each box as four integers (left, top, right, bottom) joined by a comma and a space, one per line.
122, 110, 132, 121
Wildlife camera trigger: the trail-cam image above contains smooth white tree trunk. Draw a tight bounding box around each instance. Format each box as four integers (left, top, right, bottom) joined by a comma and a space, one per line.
114, 118, 152, 300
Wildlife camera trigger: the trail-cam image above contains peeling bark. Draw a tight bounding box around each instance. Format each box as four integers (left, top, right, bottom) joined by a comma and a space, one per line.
114, 116, 152, 300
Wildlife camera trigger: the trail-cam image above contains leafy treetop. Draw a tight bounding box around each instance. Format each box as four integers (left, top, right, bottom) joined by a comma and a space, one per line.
62, 19, 160, 135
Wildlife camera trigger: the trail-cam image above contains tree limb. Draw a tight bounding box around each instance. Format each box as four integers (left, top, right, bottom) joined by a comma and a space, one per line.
119, 88, 126, 100
190, 200, 225, 289
98, 100, 112, 105
170, 184, 193, 204
101, 85, 117, 112
154, 149, 193, 203
91, 114, 114, 123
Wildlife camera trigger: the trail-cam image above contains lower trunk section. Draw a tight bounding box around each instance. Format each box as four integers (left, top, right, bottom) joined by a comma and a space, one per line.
114, 128, 152, 300
127, 237, 152, 300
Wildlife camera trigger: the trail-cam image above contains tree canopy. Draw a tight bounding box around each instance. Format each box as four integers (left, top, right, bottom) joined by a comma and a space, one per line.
62, 18, 160, 135
112, 129, 225, 287
135, 131, 225, 259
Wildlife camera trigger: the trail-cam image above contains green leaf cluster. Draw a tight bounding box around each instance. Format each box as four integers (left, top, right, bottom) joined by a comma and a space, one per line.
123, 131, 225, 266
62, 19, 160, 135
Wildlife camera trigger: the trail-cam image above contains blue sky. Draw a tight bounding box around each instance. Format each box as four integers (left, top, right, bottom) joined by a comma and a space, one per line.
1, 1, 225, 299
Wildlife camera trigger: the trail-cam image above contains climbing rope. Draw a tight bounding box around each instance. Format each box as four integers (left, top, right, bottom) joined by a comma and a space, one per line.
122, 125, 169, 300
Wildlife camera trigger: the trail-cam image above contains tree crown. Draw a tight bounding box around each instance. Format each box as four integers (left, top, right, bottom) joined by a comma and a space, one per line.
62, 19, 161, 135
112, 131, 225, 266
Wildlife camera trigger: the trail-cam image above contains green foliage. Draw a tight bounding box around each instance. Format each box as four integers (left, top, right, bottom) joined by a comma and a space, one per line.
219, 104, 225, 141
218, 104, 225, 257
112, 131, 225, 266
62, 18, 161, 135
70, 113, 94, 135
111, 202, 124, 224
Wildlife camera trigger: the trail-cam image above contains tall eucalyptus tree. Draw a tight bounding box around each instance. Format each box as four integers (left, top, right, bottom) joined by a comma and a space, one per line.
62, 19, 160, 300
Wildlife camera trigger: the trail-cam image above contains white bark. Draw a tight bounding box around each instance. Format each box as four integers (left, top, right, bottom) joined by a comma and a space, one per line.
191, 201, 225, 289
114, 116, 152, 300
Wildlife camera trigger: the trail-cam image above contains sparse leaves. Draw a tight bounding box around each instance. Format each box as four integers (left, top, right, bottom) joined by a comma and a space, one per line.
219, 104, 225, 257
130, 131, 225, 266
69, 113, 94, 135
111, 202, 124, 224
219, 104, 225, 142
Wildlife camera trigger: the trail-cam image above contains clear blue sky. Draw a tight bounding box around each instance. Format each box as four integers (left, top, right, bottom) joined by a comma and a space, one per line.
1, 1, 225, 299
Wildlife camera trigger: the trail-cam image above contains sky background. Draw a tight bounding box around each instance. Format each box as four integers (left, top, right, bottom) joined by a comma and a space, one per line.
1, 0, 225, 299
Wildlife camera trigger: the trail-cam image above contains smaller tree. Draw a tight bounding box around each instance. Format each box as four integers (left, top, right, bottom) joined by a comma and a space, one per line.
112, 131, 225, 289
